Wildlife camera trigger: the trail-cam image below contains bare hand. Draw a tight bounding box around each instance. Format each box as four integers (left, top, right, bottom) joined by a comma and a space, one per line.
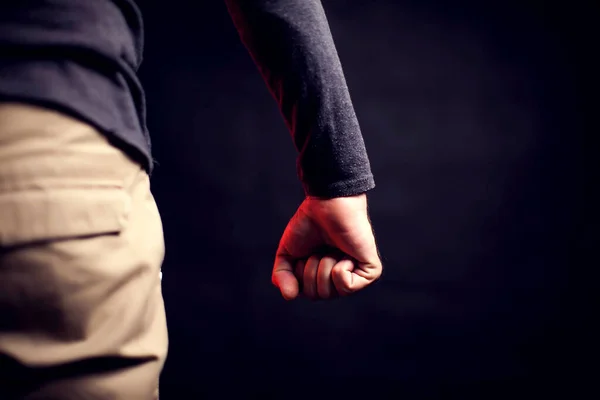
272, 194, 382, 300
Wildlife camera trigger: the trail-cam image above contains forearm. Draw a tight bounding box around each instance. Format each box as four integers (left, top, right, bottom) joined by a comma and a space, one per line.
224, 0, 374, 198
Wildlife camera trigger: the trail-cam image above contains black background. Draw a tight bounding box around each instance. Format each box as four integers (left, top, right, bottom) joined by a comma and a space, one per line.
137, 0, 597, 397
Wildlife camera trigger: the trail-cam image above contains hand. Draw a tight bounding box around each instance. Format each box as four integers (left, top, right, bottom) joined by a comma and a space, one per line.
272, 193, 382, 300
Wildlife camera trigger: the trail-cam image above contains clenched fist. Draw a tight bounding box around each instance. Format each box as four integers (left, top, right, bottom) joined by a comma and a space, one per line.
272, 193, 382, 300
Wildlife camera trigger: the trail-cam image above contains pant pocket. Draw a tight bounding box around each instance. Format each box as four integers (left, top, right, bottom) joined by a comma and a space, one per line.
0, 184, 131, 249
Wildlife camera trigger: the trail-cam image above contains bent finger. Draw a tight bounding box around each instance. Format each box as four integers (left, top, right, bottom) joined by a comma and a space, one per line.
294, 259, 305, 295
317, 254, 339, 299
272, 256, 300, 300
331, 259, 373, 296
303, 255, 320, 300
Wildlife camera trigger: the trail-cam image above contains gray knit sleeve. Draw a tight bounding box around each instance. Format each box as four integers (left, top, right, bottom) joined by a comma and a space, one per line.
224, 0, 375, 198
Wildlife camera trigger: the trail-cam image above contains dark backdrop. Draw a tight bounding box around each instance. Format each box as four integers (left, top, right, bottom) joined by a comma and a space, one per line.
137, 0, 597, 397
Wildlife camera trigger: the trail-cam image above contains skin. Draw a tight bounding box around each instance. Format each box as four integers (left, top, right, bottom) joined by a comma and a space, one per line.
272, 193, 383, 300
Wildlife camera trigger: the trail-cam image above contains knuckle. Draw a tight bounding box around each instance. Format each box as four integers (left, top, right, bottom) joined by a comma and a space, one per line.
320, 254, 337, 263
307, 254, 321, 265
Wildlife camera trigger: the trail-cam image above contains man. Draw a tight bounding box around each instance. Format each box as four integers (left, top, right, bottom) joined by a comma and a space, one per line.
0, 0, 382, 398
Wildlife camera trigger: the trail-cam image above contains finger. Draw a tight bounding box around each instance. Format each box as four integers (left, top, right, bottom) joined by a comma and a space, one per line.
317, 254, 338, 299
352, 258, 383, 283
323, 211, 382, 274
331, 258, 374, 296
303, 255, 320, 300
294, 259, 305, 294
272, 256, 300, 300
331, 227, 383, 285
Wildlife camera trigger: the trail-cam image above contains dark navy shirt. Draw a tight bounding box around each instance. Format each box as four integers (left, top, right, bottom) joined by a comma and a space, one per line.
0, 0, 374, 198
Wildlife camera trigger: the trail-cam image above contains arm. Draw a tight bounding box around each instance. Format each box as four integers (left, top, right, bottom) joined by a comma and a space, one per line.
224, 0, 375, 198
224, 0, 382, 300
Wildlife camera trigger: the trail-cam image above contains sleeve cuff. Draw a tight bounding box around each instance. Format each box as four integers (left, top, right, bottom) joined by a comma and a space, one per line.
303, 174, 376, 199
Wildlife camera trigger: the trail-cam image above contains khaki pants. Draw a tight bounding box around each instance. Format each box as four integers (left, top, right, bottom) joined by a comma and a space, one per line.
0, 103, 168, 399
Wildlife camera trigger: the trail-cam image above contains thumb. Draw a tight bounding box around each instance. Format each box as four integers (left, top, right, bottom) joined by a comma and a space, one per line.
272, 256, 300, 300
